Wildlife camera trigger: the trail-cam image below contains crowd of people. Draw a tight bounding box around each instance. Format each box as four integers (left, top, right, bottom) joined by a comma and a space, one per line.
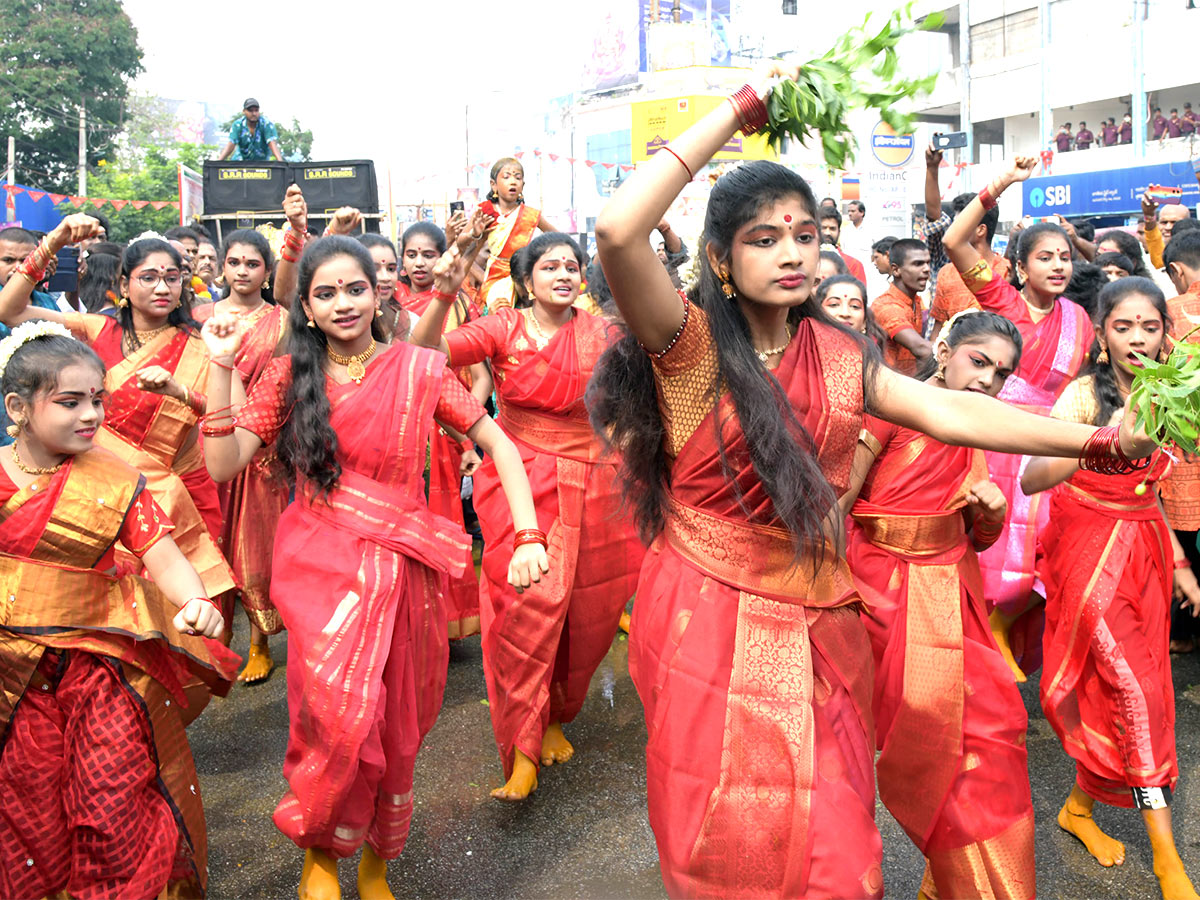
3, 64, 1200, 900
1054, 101, 1199, 152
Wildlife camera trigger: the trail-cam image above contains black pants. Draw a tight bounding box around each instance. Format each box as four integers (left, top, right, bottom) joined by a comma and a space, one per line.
1172, 529, 1200, 643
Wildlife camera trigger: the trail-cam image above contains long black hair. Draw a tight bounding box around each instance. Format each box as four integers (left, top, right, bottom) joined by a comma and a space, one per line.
1009, 222, 1072, 290
915, 309, 1023, 380
1096, 228, 1151, 278
278, 236, 386, 500
1085, 276, 1169, 426
588, 160, 876, 559
78, 252, 121, 314
119, 239, 198, 348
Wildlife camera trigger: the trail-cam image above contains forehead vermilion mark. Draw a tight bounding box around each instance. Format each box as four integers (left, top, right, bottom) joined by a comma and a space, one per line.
783, 215, 792, 223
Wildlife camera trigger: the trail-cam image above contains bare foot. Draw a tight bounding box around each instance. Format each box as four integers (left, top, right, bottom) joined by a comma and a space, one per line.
1170, 638, 1196, 655
299, 848, 340, 900
988, 608, 1027, 683
1058, 802, 1125, 867
491, 749, 538, 801
618, 611, 631, 634
1155, 859, 1200, 900
540, 722, 574, 766
238, 642, 275, 684
357, 845, 395, 900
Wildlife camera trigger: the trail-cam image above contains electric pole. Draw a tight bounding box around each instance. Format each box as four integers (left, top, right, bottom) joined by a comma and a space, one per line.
78, 100, 87, 197
6, 136, 14, 222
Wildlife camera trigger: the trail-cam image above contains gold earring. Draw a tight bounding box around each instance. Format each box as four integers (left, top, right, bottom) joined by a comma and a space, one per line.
375, 306, 383, 318
117, 294, 129, 308
5, 420, 21, 439
306, 318, 316, 328
264, 276, 271, 292
1097, 347, 1108, 364
936, 361, 946, 380
721, 282, 735, 299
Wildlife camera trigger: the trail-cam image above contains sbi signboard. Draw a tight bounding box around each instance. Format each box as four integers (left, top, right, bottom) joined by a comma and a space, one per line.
1023, 161, 1198, 217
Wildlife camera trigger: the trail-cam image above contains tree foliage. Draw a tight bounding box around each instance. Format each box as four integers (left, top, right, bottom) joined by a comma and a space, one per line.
59, 143, 214, 243
0, 0, 143, 194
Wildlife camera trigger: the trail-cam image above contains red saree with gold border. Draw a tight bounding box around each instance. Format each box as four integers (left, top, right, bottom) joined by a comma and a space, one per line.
848, 417, 1034, 900
1039, 400, 1176, 807
631, 308, 883, 899
0, 449, 238, 900
65, 313, 237, 600
967, 276, 1092, 673
236, 344, 484, 860
402, 288, 481, 639
445, 307, 644, 780
194, 302, 289, 634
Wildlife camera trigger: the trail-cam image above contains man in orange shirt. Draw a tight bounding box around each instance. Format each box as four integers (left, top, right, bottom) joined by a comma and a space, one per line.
929, 192, 1011, 342
872, 238, 932, 375
1160, 231, 1200, 651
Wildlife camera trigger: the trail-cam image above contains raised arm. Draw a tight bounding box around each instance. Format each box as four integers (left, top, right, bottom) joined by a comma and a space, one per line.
200, 312, 266, 481
924, 144, 943, 221
0, 215, 99, 327
596, 65, 793, 350
943, 156, 1038, 276
869, 364, 1153, 460
410, 214, 491, 353
273, 184, 309, 309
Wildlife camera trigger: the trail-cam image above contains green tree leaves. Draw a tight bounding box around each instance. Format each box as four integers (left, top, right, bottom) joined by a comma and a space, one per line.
1132, 334, 1200, 454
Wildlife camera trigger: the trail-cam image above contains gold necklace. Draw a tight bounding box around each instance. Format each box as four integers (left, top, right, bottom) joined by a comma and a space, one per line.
754, 327, 794, 364
1022, 290, 1053, 318
11, 443, 64, 476
525, 307, 566, 349
133, 324, 172, 342
326, 339, 377, 384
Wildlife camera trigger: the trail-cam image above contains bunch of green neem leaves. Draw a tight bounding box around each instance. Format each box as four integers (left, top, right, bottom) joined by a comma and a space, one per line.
762, 4, 945, 168
1131, 329, 1200, 456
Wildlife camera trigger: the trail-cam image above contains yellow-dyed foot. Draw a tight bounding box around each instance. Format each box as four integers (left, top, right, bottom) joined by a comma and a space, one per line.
491, 748, 538, 801
618, 611, 631, 634
540, 722, 574, 766
238, 642, 275, 684
988, 608, 1027, 683
357, 845, 395, 900
298, 848, 340, 900
1057, 801, 1125, 867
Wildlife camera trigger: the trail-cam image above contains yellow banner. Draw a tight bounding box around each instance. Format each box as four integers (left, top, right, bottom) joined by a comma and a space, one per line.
631, 95, 778, 163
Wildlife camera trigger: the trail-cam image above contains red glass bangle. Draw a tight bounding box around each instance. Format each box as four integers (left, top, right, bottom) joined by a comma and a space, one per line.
432, 290, 457, 302
729, 84, 768, 135
1078, 426, 1149, 475
977, 185, 998, 212
1175, 557, 1192, 571
660, 146, 693, 180
201, 422, 235, 437
513, 528, 548, 549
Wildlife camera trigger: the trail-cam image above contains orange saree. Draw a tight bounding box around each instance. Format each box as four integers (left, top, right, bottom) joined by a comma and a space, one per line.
1039, 378, 1177, 808
480, 203, 540, 311
445, 307, 644, 780
630, 305, 883, 899
848, 417, 1035, 900
402, 288, 482, 639
194, 302, 289, 634
235, 345, 486, 860
64, 313, 237, 600
0, 449, 238, 900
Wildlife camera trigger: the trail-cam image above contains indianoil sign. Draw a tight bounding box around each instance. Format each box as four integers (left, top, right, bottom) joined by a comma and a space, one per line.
869, 121, 915, 168
631, 96, 778, 164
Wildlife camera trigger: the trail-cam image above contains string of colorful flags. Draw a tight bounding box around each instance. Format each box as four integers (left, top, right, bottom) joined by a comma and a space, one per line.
3, 184, 180, 211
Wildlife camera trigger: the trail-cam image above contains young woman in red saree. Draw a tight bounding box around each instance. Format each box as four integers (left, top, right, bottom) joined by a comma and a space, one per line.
356, 233, 412, 343
1023, 278, 1200, 900
192, 229, 290, 682
412, 228, 644, 801
202, 235, 547, 900
478, 157, 556, 311
0, 322, 235, 900
844, 311, 1036, 900
590, 66, 1157, 899
943, 157, 1094, 680
0, 223, 237, 609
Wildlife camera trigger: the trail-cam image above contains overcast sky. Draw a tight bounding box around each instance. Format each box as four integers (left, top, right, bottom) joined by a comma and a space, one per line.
120, 0, 879, 199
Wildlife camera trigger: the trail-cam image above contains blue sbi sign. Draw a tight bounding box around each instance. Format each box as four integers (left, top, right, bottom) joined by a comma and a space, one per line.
1022, 161, 1198, 217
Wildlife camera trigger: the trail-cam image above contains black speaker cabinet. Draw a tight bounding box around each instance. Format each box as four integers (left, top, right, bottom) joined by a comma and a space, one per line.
202, 161, 291, 215
291, 160, 379, 215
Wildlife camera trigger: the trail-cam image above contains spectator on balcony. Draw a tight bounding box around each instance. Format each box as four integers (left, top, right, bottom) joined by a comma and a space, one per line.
1054, 123, 1073, 152
217, 98, 283, 162
1183, 103, 1197, 136
1152, 107, 1169, 140
1168, 109, 1184, 139
1119, 112, 1133, 144
1101, 117, 1119, 147
1075, 122, 1094, 150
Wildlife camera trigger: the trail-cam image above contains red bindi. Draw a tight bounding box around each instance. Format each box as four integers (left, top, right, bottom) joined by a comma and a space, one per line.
336, 278, 344, 286
783, 215, 792, 223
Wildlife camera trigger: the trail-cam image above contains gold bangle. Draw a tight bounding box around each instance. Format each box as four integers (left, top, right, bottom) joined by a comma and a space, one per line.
180, 385, 190, 408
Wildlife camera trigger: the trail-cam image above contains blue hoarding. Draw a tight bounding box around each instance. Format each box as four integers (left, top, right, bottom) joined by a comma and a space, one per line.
1022, 161, 1199, 217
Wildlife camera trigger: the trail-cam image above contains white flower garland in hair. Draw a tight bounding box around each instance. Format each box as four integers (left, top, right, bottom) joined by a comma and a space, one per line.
0, 320, 76, 382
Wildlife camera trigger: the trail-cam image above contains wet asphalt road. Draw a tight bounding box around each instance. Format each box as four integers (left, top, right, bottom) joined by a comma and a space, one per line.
191, 617, 1200, 899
